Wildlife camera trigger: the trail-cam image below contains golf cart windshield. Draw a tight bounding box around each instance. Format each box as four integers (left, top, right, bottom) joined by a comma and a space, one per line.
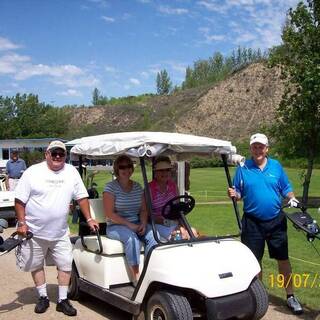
67, 131, 243, 243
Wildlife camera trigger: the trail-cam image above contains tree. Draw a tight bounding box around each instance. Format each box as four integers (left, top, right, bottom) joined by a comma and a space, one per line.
156, 69, 172, 95
269, 0, 320, 203
0, 93, 69, 139
92, 87, 101, 106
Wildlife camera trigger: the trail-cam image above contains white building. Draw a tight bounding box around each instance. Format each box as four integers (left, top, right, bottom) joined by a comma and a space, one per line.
0, 138, 66, 168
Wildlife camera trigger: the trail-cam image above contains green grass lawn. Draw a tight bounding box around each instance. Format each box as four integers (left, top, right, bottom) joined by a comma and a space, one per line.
74, 166, 320, 309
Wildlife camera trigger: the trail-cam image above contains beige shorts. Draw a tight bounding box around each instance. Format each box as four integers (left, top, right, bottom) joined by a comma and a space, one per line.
16, 235, 73, 272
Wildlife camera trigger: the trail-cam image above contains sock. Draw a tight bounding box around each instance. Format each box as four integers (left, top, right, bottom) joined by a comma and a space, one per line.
58, 285, 68, 302
36, 283, 47, 298
287, 294, 294, 299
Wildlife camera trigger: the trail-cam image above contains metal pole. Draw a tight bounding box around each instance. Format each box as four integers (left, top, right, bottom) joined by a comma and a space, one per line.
139, 157, 163, 243
221, 154, 242, 232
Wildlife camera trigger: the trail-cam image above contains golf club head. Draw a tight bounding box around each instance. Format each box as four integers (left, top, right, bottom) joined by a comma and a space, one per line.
0, 218, 8, 230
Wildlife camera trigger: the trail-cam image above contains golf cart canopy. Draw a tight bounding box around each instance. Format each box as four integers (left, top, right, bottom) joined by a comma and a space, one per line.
67, 131, 237, 159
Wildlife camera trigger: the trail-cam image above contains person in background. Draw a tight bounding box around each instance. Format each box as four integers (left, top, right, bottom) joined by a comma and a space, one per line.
149, 156, 198, 240
6, 150, 27, 191
15, 140, 99, 316
227, 133, 303, 315
103, 155, 157, 286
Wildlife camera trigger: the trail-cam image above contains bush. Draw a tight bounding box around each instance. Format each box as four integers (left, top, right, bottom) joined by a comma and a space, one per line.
190, 157, 223, 168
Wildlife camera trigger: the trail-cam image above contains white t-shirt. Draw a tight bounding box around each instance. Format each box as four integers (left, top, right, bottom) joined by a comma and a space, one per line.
15, 161, 88, 240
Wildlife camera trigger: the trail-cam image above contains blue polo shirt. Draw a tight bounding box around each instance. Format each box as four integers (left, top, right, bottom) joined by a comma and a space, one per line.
233, 157, 292, 220
6, 158, 27, 179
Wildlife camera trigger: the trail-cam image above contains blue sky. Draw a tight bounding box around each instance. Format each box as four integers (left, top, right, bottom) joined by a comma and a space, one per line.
0, 0, 301, 107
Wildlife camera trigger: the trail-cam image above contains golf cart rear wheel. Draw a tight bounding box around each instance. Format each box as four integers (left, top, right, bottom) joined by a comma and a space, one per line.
68, 263, 81, 300
249, 278, 269, 320
146, 291, 192, 320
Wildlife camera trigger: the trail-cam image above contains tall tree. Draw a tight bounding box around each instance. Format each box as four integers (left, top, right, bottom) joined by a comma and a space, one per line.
269, 0, 320, 203
156, 69, 172, 95
92, 87, 101, 106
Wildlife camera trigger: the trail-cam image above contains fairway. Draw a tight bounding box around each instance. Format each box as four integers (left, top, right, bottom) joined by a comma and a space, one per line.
75, 165, 320, 310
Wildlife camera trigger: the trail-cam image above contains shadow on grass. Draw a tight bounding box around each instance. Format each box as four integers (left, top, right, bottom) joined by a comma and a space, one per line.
269, 294, 319, 320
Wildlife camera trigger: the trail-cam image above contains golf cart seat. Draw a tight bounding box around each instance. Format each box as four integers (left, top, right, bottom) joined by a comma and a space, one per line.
80, 199, 144, 255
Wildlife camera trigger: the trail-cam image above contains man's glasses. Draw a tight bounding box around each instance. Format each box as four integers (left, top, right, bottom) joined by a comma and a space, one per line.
118, 164, 133, 170
50, 151, 66, 158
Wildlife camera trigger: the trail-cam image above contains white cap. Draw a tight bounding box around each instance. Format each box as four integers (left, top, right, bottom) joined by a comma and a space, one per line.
250, 133, 268, 146
47, 140, 66, 152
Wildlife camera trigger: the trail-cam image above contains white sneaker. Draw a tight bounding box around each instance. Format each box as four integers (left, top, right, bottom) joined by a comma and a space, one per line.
287, 296, 303, 314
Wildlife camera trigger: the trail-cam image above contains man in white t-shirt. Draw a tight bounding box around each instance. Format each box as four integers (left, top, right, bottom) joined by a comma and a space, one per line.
15, 140, 99, 316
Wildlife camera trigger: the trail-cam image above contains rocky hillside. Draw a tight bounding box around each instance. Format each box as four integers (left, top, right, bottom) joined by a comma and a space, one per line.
68, 63, 284, 142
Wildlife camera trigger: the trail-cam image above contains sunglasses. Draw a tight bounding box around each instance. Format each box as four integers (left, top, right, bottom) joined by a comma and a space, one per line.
118, 164, 133, 170
50, 151, 66, 158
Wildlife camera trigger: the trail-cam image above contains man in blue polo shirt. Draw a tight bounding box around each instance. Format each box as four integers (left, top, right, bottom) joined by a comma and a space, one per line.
6, 150, 27, 191
228, 133, 303, 315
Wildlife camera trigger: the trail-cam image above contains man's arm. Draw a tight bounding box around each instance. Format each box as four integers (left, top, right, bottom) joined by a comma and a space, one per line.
15, 198, 28, 236
77, 197, 99, 230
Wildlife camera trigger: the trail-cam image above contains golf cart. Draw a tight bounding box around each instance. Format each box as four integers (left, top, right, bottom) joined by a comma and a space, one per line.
67, 131, 268, 320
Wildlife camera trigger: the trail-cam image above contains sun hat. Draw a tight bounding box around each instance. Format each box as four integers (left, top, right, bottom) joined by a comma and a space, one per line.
47, 140, 66, 152
250, 133, 268, 146
154, 161, 172, 171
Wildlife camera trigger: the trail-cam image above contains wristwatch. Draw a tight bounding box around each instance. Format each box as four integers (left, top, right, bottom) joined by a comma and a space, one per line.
17, 220, 26, 227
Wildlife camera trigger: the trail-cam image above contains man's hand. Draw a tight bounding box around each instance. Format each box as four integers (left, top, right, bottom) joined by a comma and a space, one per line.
228, 187, 240, 200
17, 224, 28, 236
288, 198, 299, 208
87, 219, 99, 231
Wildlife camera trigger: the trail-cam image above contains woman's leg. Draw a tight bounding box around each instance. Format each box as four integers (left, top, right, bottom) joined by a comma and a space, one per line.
141, 224, 158, 256
107, 225, 141, 281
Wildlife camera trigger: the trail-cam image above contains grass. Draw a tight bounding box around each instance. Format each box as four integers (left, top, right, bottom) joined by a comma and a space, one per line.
73, 166, 320, 310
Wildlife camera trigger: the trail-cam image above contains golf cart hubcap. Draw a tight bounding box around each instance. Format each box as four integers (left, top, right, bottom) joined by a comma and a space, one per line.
151, 305, 167, 320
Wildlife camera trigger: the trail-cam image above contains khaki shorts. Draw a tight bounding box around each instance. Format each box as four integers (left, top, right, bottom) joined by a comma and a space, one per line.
16, 235, 73, 272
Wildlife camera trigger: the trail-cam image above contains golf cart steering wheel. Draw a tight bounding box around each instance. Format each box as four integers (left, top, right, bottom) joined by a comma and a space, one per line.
161, 195, 195, 220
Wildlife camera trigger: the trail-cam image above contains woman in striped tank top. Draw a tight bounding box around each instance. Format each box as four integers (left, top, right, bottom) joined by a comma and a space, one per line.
103, 155, 157, 286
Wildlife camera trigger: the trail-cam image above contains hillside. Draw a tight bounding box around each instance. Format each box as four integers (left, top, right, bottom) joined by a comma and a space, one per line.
68, 62, 284, 142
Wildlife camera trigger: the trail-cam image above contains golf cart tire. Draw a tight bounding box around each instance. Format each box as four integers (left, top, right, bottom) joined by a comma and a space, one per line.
146, 290, 193, 320
68, 263, 81, 300
249, 278, 269, 320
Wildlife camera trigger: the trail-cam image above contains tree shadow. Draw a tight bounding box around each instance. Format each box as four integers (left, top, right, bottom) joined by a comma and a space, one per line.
269, 294, 319, 320
0, 284, 57, 314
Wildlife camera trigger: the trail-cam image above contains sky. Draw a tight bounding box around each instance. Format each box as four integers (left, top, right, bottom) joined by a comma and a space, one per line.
0, 0, 302, 107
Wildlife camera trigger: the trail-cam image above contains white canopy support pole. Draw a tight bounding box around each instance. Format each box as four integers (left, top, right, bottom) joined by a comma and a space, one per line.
177, 161, 185, 196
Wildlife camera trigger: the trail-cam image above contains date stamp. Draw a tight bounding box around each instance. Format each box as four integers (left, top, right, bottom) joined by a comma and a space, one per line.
269, 273, 320, 288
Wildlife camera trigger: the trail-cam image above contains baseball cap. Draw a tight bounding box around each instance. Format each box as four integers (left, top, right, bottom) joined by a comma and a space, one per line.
47, 140, 66, 152
250, 133, 269, 146
155, 161, 172, 171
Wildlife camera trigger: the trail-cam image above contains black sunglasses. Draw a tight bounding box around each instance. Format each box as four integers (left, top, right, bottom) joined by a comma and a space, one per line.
50, 151, 66, 158
118, 164, 133, 170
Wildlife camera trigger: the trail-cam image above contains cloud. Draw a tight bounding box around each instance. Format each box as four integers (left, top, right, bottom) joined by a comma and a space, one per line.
14, 64, 84, 80
87, 0, 108, 7
158, 6, 189, 15
0, 52, 99, 88
102, 16, 115, 23
140, 71, 149, 79
58, 89, 83, 97
198, 27, 225, 43
105, 65, 117, 73
129, 78, 140, 85
0, 37, 21, 51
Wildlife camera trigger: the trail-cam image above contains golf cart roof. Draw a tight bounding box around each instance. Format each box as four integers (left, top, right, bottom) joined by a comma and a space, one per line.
67, 131, 237, 159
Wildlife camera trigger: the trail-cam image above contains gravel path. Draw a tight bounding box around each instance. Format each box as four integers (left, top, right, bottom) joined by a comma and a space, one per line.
0, 227, 318, 320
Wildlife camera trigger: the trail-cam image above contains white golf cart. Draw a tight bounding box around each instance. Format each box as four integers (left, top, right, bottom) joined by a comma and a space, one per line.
67, 132, 268, 320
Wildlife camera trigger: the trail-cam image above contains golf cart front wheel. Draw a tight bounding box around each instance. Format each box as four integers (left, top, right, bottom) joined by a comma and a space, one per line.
249, 278, 269, 320
68, 263, 81, 300
146, 291, 192, 320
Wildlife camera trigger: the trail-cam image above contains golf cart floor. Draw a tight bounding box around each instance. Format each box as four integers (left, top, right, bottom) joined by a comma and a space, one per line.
110, 283, 135, 298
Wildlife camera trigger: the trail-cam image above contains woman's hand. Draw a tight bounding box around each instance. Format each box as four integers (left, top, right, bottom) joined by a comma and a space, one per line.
136, 223, 146, 236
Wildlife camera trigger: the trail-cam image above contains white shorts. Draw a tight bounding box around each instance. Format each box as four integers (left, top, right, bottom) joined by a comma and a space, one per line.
16, 235, 73, 272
